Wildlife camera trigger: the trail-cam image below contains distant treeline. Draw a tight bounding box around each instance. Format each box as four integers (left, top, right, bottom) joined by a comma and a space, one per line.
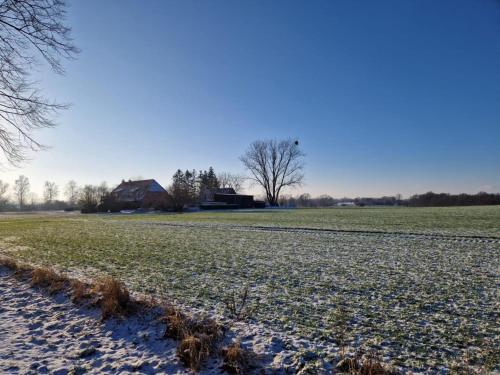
279, 192, 500, 208
406, 191, 500, 207
278, 194, 403, 207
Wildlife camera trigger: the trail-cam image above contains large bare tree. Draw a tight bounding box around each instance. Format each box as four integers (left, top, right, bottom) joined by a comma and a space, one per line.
13, 174, 29, 208
240, 139, 305, 206
0, 0, 78, 165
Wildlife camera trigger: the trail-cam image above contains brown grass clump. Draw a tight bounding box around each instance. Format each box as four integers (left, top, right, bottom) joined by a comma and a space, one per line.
0, 256, 30, 279
336, 355, 393, 375
0, 256, 19, 270
177, 334, 212, 371
221, 340, 254, 374
162, 304, 223, 371
163, 305, 223, 342
163, 306, 191, 340
31, 267, 68, 294
70, 279, 91, 303
93, 276, 131, 319
0, 256, 32, 279
190, 317, 223, 345
357, 358, 391, 375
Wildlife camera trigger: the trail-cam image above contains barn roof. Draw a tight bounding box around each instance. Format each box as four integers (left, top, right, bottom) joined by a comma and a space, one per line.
111, 179, 167, 198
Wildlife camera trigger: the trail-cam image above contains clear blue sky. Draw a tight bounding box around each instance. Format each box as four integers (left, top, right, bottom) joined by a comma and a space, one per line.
2, 0, 500, 198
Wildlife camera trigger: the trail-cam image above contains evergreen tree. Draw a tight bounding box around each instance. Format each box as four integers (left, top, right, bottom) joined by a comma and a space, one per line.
168, 169, 198, 210
206, 167, 219, 189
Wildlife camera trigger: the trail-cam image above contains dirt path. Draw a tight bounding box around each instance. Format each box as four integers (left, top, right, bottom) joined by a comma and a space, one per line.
0, 267, 222, 374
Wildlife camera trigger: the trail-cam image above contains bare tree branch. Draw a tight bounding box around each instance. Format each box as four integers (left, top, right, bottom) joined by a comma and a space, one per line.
217, 171, 246, 193
0, 0, 78, 166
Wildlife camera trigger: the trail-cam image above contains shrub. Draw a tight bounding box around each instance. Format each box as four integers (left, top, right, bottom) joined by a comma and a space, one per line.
31, 267, 68, 294
162, 304, 223, 371
71, 279, 91, 303
94, 276, 131, 319
0, 256, 19, 270
224, 285, 253, 320
221, 340, 254, 374
177, 334, 212, 371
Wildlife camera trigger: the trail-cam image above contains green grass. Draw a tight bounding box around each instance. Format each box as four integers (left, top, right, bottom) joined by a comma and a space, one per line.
105, 205, 500, 237
0, 206, 499, 371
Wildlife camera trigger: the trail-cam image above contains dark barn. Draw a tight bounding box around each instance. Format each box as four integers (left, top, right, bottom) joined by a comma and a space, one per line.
199, 187, 257, 209
213, 193, 254, 208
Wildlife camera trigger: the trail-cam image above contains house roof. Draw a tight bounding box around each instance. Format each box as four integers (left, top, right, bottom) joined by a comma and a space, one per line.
111, 179, 167, 199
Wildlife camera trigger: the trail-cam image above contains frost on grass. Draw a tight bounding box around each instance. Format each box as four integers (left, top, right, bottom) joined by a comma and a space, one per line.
0, 208, 499, 372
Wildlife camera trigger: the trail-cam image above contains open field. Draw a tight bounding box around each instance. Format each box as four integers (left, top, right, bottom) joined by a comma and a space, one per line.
1, 206, 499, 372
110, 205, 500, 237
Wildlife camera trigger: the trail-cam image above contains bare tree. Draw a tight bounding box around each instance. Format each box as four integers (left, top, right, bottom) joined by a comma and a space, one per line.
240, 139, 305, 206
78, 184, 98, 213
0, 179, 8, 208
43, 181, 58, 204
298, 193, 312, 207
14, 174, 29, 209
64, 180, 79, 206
29, 191, 38, 207
0, 0, 78, 165
96, 182, 109, 203
218, 172, 246, 193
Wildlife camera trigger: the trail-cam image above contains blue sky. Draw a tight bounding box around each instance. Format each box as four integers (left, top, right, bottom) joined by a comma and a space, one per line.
1, 0, 500, 198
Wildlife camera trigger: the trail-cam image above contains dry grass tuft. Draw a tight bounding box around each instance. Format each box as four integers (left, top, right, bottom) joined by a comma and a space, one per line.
357, 358, 391, 375
190, 317, 224, 345
0, 256, 19, 270
94, 276, 131, 319
0, 256, 30, 278
163, 305, 191, 340
177, 334, 212, 371
163, 305, 223, 342
336, 355, 393, 375
31, 267, 68, 294
221, 340, 254, 374
70, 279, 91, 303
162, 304, 223, 371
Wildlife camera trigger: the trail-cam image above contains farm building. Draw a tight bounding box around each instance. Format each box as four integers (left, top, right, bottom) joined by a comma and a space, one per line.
199, 187, 237, 202
110, 179, 169, 210
200, 187, 258, 209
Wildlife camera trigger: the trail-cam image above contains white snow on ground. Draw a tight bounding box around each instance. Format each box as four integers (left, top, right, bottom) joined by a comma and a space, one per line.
0, 265, 328, 375
0, 267, 226, 375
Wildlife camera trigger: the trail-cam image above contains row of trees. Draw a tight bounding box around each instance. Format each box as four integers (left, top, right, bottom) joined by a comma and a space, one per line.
278, 192, 500, 208
278, 194, 338, 207
407, 192, 500, 207
0, 176, 108, 212
277, 193, 405, 207
0, 168, 246, 212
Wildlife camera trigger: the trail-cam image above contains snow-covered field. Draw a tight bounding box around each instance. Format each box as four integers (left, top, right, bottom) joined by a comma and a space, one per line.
0, 267, 196, 374
1, 207, 499, 373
